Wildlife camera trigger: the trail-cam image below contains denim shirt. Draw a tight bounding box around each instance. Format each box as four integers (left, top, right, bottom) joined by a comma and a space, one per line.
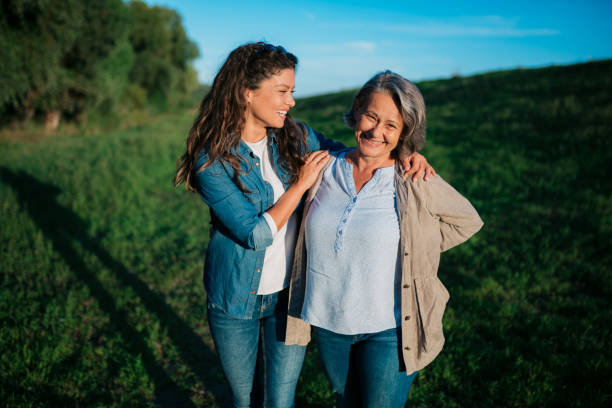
196, 124, 344, 318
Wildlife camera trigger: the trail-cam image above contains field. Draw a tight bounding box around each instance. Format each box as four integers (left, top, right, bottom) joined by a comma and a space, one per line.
1, 60, 611, 407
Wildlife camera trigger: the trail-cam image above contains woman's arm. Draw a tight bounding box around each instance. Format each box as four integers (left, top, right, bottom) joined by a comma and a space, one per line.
196, 158, 275, 250
196, 151, 330, 249
303, 124, 345, 152
423, 175, 484, 252
265, 150, 330, 231
400, 152, 436, 181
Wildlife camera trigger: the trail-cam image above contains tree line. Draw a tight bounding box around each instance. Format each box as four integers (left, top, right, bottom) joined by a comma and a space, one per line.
0, 0, 200, 130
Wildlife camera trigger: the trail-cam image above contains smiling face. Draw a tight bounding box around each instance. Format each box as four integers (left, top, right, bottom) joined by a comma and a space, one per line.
353, 91, 404, 162
244, 68, 296, 133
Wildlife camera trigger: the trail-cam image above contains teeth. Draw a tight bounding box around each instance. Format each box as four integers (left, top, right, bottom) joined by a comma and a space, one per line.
277, 111, 287, 116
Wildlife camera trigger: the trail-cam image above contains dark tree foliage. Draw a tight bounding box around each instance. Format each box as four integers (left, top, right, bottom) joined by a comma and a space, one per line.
0, 0, 199, 129
127, 0, 199, 110
0, 0, 131, 128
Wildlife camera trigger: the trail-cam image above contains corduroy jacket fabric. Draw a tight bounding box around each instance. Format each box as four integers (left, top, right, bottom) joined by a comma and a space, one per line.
285, 154, 483, 373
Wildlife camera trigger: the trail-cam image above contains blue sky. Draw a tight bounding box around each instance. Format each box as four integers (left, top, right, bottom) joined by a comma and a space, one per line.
146, 0, 611, 97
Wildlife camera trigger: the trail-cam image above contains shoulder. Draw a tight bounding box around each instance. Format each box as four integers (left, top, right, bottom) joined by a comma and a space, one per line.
395, 168, 461, 204
195, 148, 232, 178
330, 147, 354, 158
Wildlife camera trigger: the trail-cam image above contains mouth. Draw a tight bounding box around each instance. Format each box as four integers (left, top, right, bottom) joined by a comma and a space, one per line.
360, 134, 386, 146
277, 111, 288, 118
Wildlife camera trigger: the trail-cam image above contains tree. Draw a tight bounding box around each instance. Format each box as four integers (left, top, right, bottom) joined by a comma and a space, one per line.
0, 0, 131, 129
0, 0, 200, 130
127, 1, 199, 110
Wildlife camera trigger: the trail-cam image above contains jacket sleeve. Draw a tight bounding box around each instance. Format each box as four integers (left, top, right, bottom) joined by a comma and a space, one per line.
195, 155, 273, 250
423, 175, 484, 252
302, 123, 346, 152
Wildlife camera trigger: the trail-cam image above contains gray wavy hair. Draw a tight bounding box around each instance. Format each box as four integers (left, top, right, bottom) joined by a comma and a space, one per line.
344, 70, 426, 156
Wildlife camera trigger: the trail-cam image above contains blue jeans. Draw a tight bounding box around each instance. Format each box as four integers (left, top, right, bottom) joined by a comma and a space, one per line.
315, 326, 417, 408
207, 290, 306, 408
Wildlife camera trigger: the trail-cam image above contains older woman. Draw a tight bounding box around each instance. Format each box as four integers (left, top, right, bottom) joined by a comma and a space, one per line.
285, 71, 483, 407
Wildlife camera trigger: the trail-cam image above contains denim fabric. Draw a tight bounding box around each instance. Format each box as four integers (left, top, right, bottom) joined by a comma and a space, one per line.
314, 326, 417, 408
196, 124, 344, 318
207, 290, 306, 408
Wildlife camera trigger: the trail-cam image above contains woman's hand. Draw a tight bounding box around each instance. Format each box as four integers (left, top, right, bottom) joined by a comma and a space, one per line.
401, 152, 436, 181
266, 150, 331, 231
295, 150, 331, 192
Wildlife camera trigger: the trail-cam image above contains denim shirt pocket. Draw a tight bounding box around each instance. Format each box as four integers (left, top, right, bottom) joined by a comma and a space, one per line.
244, 190, 263, 212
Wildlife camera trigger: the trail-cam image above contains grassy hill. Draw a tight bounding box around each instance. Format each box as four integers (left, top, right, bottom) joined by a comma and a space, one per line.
1, 60, 611, 407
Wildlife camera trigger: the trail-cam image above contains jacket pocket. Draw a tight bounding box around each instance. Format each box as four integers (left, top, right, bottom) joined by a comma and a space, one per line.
244, 191, 263, 211
414, 276, 450, 354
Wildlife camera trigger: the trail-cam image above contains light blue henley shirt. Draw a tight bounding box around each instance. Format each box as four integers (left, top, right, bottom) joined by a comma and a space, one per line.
301, 151, 402, 334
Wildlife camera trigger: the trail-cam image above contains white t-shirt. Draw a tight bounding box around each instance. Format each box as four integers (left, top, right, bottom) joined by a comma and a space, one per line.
244, 136, 298, 295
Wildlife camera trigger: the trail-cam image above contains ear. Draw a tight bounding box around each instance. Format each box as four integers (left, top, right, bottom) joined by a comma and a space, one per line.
244, 88, 253, 104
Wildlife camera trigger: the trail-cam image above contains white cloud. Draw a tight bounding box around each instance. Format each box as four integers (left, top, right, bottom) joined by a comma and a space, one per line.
383, 16, 559, 37
347, 41, 377, 53
300, 9, 315, 20
386, 23, 558, 37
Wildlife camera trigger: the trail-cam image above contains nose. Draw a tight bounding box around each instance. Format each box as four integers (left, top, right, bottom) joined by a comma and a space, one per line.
287, 93, 295, 108
372, 122, 385, 139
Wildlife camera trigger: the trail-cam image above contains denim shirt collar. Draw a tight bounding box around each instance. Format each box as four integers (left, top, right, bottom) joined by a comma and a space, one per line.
234, 128, 278, 156
232, 129, 289, 186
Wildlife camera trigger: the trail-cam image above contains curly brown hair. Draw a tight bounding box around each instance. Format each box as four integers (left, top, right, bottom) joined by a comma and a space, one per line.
174, 42, 307, 192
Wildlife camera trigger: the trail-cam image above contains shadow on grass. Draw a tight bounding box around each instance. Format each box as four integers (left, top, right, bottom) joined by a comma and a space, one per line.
0, 167, 230, 407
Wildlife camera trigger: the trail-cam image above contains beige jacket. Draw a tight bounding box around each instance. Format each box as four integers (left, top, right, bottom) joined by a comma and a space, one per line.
285, 159, 484, 374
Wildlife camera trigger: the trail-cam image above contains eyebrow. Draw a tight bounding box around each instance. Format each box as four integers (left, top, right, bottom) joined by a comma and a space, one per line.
365, 110, 400, 126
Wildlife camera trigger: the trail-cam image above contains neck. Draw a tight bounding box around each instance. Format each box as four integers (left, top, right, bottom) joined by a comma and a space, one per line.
347, 149, 394, 174
241, 119, 267, 143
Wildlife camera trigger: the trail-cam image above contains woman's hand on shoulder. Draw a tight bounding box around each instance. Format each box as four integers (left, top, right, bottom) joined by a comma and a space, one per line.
295, 150, 331, 192
401, 152, 436, 181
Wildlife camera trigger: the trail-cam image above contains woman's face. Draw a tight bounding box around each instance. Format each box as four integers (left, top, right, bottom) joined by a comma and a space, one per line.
244, 68, 296, 130
354, 91, 404, 161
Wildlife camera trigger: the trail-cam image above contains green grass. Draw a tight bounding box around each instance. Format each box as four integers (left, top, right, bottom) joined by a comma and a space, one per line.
1, 60, 611, 407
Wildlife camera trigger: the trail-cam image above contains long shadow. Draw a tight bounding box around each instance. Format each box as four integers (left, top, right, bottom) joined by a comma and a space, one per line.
1, 167, 230, 407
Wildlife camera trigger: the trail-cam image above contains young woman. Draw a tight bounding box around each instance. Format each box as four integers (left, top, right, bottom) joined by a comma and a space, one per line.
174, 43, 434, 407
285, 71, 483, 407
